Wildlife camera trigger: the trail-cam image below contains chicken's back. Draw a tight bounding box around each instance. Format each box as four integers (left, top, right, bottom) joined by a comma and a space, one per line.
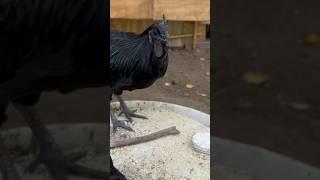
0, 0, 108, 90
0, 0, 109, 107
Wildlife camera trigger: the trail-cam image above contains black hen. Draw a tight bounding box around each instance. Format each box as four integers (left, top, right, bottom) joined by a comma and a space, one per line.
0, 0, 125, 179
110, 15, 169, 133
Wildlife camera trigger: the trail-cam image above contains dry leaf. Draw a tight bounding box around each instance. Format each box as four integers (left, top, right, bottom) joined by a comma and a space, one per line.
196, 91, 208, 97
171, 80, 177, 85
305, 33, 319, 45
288, 102, 309, 111
164, 82, 171, 87
185, 84, 194, 89
243, 72, 269, 86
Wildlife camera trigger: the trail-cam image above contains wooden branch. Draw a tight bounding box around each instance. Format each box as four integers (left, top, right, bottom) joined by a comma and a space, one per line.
110, 126, 180, 148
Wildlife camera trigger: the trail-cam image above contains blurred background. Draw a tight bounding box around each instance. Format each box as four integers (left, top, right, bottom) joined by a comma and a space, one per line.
213, 0, 320, 168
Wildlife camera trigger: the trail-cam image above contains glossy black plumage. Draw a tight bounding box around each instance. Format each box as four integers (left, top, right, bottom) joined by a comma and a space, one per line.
0, 0, 108, 106
0, 0, 108, 130
110, 20, 169, 95
0, 0, 107, 147
109, 17, 169, 133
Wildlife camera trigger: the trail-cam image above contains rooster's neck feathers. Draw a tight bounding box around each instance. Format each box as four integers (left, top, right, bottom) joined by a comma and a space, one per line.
110, 24, 169, 92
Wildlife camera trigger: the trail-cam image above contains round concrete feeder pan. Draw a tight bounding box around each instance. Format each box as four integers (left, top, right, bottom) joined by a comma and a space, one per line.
111, 101, 320, 180
110, 101, 210, 179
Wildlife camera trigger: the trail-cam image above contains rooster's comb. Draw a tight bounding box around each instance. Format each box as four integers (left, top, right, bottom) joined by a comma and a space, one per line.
160, 14, 168, 26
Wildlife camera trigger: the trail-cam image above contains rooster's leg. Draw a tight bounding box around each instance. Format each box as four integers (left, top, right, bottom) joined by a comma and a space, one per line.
0, 134, 21, 180
111, 108, 134, 133
12, 102, 109, 180
115, 95, 147, 122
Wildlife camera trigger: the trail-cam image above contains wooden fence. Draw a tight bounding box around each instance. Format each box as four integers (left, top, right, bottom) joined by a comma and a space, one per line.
111, 0, 210, 48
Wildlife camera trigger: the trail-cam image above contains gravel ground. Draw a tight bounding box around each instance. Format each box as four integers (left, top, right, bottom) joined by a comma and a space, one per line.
110, 108, 210, 180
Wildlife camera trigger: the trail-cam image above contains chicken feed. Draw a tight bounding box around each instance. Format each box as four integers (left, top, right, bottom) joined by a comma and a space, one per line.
111, 107, 210, 180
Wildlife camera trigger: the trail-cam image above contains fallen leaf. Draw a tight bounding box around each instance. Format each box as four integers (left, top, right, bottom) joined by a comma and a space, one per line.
185, 84, 194, 89
250, 51, 258, 58
305, 32, 319, 45
196, 91, 208, 97
164, 82, 171, 87
171, 80, 177, 85
288, 102, 310, 111
200, 57, 206, 61
243, 72, 269, 86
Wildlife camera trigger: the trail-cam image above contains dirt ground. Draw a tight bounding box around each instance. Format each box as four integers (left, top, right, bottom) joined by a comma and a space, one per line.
213, 0, 320, 168
118, 47, 211, 114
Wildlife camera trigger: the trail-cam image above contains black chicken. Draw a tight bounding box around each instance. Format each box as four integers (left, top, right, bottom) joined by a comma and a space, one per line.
0, 0, 127, 179
110, 15, 169, 133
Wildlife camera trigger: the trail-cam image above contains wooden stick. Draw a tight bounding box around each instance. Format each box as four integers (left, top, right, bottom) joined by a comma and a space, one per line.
110, 126, 180, 148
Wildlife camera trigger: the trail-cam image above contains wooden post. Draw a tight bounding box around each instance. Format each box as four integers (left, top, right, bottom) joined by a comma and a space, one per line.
193, 21, 198, 49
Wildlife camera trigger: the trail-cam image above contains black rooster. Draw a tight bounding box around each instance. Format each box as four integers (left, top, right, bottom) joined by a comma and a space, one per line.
0, 0, 127, 179
110, 15, 169, 133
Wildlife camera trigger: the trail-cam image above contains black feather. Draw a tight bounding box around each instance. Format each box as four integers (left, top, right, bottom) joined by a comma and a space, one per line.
0, 0, 107, 105
0, 1, 107, 77
110, 22, 169, 95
